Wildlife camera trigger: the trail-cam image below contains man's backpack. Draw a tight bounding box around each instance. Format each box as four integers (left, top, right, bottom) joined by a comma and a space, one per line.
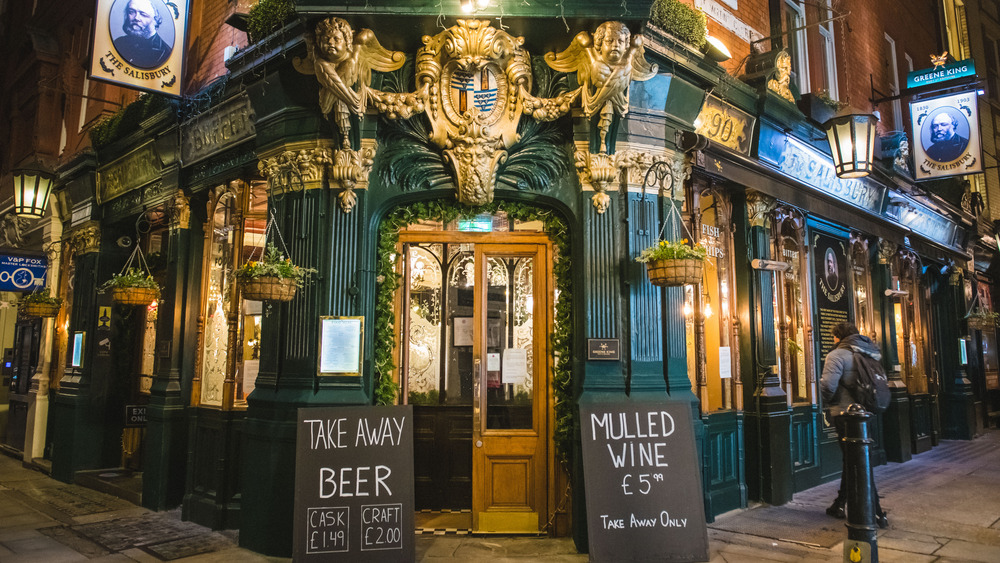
852, 352, 891, 413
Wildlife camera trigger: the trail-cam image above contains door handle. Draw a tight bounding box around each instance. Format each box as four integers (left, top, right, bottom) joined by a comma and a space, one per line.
473, 358, 481, 430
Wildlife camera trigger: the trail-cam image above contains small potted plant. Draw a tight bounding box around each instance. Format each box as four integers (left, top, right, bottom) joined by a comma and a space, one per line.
20, 288, 62, 318
234, 243, 317, 302
636, 238, 708, 286
965, 308, 1000, 331
102, 268, 161, 306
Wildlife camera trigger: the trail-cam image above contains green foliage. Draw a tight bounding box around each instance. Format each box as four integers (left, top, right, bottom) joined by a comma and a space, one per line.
407, 389, 440, 405
650, 0, 708, 48
100, 268, 161, 296
234, 243, 318, 288
20, 288, 61, 306
636, 239, 709, 263
374, 200, 574, 470
89, 94, 172, 149
247, 0, 295, 43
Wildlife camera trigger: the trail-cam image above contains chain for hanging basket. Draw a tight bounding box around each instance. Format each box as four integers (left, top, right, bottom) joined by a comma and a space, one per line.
638, 160, 704, 287
105, 244, 160, 306
238, 209, 302, 303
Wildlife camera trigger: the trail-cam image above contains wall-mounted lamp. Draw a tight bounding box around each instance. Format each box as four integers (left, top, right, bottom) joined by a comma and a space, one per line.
702, 36, 732, 63
12, 163, 56, 218
823, 109, 878, 178
884, 288, 910, 297
751, 259, 790, 272
461, 0, 490, 13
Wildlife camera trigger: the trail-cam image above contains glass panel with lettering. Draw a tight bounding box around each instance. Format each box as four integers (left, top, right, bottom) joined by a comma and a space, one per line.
406, 244, 444, 405
485, 256, 534, 430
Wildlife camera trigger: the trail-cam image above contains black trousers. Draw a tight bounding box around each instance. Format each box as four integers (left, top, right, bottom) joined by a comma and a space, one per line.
833, 416, 883, 513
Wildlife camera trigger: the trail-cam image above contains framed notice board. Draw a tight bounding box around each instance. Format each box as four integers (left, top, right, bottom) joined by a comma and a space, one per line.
318, 316, 363, 376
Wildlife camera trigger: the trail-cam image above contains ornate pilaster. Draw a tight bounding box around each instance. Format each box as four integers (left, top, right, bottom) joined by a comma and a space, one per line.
67, 222, 101, 255
874, 238, 910, 462
257, 143, 333, 195
167, 191, 190, 231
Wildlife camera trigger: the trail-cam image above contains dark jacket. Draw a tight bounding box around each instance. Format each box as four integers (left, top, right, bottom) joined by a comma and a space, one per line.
113, 33, 171, 69
820, 334, 881, 418
925, 134, 968, 162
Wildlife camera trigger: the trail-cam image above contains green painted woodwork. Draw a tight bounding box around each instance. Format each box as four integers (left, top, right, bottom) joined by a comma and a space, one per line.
701, 410, 745, 520
51, 241, 134, 482
144, 220, 196, 511
872, 258, 912, 462
933, 275, 978, 440
733, 195, 793, 505
183, 409, 245, 530
789, 405, 821, 493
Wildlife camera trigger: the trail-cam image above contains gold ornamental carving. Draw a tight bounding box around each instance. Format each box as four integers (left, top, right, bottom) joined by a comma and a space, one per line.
546, 21, 657, 153
574, 150, 619, 213
877, 240, 897, 264
327, 143, 377, 213
257, 146, 332, 194
296, 18, 656, 207
68, 223, 101, 255
168, 191, 191, 230
767, 51, 795, 103
294, 18, 406, 148
746, 192, 776, 228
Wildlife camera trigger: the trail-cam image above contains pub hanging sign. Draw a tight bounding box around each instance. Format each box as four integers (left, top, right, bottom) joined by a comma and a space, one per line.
910, 91, 983, 180
88, 0, 189, 97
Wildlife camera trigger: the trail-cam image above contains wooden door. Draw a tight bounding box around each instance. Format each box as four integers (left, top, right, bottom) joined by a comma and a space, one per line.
472, 244, 548, 532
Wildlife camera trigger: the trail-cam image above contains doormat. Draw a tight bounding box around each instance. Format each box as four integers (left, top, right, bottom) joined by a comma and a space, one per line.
69, 512, 232, 556
709, 505, 846, 548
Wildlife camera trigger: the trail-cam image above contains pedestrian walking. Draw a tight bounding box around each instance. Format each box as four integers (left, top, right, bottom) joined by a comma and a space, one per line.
819, 321, 889, 528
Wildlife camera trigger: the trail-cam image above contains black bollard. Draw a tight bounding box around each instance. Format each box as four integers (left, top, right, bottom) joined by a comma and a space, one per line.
842, 403, 877, 563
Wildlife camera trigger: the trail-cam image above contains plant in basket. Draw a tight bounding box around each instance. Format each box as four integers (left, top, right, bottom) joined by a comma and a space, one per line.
965, 308, 1000, 330
234, 243, 317, 302
636, 238, 708, 286
20, 288, 62, 318
101, 268, 161, 306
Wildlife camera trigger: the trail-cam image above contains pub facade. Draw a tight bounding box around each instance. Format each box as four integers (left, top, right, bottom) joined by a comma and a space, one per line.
35, 0, 992, 557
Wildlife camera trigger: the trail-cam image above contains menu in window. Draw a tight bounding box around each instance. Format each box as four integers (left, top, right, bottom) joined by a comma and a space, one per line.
319, 317, 364, 375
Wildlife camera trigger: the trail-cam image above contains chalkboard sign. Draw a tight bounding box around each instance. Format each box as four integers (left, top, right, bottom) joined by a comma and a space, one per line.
580, 400, 709, 562
294, 405, 415, 562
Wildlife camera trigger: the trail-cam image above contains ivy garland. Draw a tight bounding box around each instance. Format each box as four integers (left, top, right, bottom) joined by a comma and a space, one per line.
373, 199, 575, 467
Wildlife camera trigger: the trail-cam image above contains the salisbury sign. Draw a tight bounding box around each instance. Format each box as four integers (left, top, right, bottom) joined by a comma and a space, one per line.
580, 400, 709, 562
910, 91, 983, 180
89, 0, 189, 97
293, 406, 414, 562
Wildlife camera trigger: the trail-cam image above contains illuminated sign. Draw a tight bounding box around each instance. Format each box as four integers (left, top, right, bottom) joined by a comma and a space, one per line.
906, 59, 976, 89
910, 91, 983, 180
89, 0, 189, 97
458, 216, 493, 232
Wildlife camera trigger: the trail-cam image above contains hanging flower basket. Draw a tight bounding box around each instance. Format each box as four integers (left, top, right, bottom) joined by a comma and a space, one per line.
112, 286, 159, 306
22, 302, 60, 318
241, 276, 298, 302
636, 239, 708, 287
234, 241, 316, 302
645, 257, 705, 287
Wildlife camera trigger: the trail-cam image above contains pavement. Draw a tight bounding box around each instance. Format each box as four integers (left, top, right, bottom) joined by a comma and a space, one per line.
0, 430, 998, 562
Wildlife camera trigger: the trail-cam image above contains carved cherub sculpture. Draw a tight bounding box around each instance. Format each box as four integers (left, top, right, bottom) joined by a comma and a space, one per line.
294, 17, 405, 148
767, 51, 795, 103
546, 21, 657, 153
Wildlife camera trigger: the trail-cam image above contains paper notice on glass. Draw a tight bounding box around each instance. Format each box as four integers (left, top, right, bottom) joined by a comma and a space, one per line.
719, 346, 732, 379
487, 353, 501, 371
503, 348, 528, 386
454, 317, 473, 346
243, 359, 259, 397
319, 317, 363, 374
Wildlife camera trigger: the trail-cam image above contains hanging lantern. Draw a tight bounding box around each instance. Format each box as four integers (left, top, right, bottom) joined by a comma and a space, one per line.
12, 164, 55, 218
823, 111, 878, 179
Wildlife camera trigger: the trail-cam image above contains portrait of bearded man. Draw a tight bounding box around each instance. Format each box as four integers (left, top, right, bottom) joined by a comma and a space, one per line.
113, 0, 171, 69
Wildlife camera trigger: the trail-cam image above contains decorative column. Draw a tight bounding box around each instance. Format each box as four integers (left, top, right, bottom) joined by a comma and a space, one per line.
941, 269, 976, 439
742, 192, 792, 505
876, 240, 911, 462
50, 222, 103, 483
144, 191, 193, 510
242, 144, 338, 556
22, 234, 62, 464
